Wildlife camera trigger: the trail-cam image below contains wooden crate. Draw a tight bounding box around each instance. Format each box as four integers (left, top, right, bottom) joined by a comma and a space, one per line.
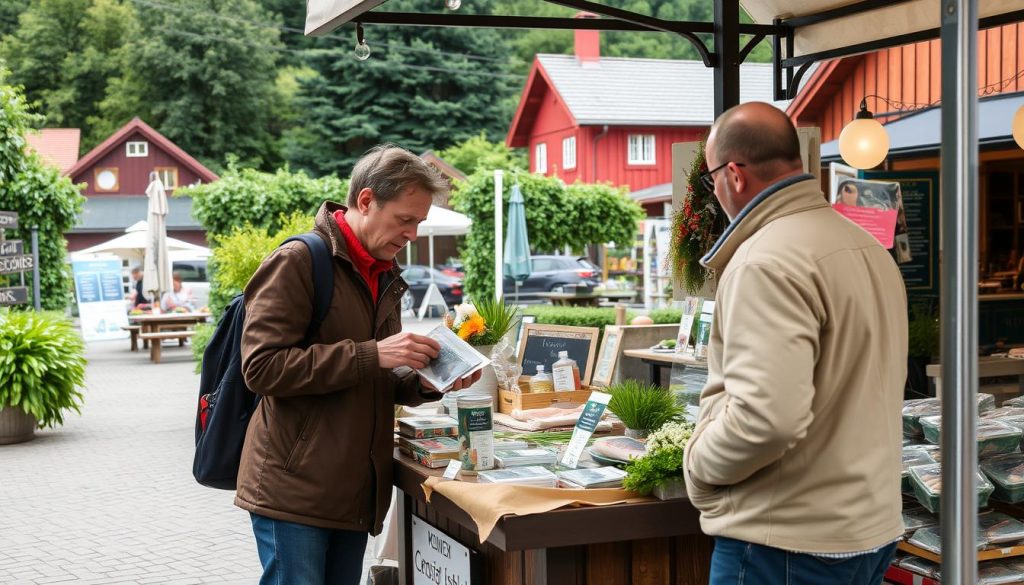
497, 378, 595, 414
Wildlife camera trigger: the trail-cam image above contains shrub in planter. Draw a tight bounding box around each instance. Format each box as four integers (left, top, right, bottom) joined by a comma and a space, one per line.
0, 311, 86, 431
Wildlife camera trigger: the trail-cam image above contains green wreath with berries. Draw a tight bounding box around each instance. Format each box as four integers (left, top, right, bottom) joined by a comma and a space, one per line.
670, 142, 728, 295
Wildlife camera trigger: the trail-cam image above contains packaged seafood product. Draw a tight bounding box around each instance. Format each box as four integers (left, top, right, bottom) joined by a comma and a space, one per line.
978, 511, 1024, 544
908, 525, 987, 555
902, 506, 938, 536
902, 446, 937, 492
903, 398, 941, 437
980, 453, 1024, 503
919, 417, 1021, 457
909, 463, 994, 513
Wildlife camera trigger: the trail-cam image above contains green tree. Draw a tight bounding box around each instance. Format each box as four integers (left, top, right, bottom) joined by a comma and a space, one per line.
0, 0, 28, 38
450, 172, 642, 301
96, 0, 284, 171
437, 132, 526, 178
0, 0, 139, 149
284, 0, 518, 177
0, 70, 85, 310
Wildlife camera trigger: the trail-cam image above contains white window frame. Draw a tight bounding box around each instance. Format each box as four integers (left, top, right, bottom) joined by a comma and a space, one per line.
155, 167, 178, 190
126, 141, 149, 158
534, 142, 548, 174
562, 136, 577, 170
627, 134, 656, 165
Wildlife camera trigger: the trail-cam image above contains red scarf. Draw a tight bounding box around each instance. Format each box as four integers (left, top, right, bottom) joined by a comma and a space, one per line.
334, 210, 393, 302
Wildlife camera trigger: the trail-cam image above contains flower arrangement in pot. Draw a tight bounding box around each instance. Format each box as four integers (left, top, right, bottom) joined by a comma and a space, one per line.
606, 379, 682, 438
0, 311, 87, 444
443, 297, 521, 397
623, 421, 695, 499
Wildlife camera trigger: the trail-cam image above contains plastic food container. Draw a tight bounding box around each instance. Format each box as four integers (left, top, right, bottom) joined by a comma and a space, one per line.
901, 506, 938, 536
980, 453, 1024, 504
982, 407, 1024, 420
903, 398, 941, 437
919, 417, 1021, 457
978, 512, 1024, 544
898, 556, 939, 579
908, 525, 987, 555
909, 463, 994, 513
1003, 396, 1024, 408
902, 446, 937, 492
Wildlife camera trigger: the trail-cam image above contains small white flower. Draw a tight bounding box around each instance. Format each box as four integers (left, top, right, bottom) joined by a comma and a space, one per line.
646, 421, 695, 454
454, 303, 479, 322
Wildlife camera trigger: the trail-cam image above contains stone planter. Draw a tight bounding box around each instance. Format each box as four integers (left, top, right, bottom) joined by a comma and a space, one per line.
653, 477, 686, 501
0, 406, 37, 445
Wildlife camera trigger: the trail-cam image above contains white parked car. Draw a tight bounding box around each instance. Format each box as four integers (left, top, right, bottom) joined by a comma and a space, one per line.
171, 256, 210, 310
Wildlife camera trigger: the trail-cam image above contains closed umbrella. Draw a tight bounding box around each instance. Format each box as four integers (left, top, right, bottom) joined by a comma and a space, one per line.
504, 182, 532, 302
142, 176, 172, 307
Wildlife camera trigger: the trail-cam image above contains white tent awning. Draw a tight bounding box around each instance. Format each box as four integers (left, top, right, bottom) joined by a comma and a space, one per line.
72, 231, 210, 262
417, 205, 471, 237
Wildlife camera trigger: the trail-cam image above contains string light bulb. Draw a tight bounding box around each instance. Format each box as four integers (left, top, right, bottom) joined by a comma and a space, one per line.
838, 99, 890, 169
354, 23, 371, 61
1013, 104, 1024, 150
445, 0, 462, 10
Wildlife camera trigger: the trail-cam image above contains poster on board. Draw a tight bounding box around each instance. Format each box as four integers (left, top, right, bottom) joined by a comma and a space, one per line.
72, 258, 130, 341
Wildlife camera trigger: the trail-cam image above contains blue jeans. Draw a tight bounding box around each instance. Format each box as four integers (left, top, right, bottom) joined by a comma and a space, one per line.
710, 536, 897, 585
250, 513, 368, 585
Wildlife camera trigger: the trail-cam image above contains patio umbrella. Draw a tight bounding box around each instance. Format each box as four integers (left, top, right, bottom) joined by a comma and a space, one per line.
142, 176, 172, 305
503, 182, 532, 301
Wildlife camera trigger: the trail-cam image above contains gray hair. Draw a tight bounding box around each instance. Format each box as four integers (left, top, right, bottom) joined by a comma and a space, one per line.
347, 144, 448, 207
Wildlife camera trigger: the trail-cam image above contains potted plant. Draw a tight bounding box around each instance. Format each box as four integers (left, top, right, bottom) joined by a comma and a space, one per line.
907, 301, 939, 398
606, 379, 682, 438
444, 297, 521, 398
623, 421, 695, 499
0, 311, 87, 444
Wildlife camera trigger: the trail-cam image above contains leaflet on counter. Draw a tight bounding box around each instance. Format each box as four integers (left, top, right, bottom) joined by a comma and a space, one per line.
416, 325, 491, 391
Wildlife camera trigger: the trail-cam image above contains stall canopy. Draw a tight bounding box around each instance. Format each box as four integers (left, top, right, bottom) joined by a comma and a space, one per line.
72, 225, 210, 263
417, 205, 471, 238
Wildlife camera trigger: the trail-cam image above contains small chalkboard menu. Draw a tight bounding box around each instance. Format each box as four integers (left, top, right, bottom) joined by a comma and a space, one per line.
517, 324, 600, 386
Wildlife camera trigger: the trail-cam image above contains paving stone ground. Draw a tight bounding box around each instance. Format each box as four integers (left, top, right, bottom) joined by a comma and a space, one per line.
0, 317, 438, 585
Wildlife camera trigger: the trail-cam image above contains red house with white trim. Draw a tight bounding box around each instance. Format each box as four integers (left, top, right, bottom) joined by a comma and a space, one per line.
64, 117, 218, 252
506, 21, 789, 216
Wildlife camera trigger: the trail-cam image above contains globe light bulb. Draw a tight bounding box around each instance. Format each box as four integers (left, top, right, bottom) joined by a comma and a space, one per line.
354, 40, 371, 61
445, 0, 461, 10
1013, 104, 1024, 151
838, 102, 890, 170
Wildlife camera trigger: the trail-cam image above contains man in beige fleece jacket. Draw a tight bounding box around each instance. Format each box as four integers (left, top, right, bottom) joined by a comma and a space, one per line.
683, 103, 907, 584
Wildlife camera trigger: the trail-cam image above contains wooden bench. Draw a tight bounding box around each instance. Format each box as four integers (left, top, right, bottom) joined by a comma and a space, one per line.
122, 325, 142, 352
139, 330, 196, 364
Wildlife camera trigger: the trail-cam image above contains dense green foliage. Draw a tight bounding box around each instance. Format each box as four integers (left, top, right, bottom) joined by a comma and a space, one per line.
606, 379, 681, 431
523, 306, 681, 329
0, 70, 84, 310
451, 172, 643, 301
438, 131, 527, 178
177, 164, 346, 238
0, 311, 87, 429
622, 446, 683, 496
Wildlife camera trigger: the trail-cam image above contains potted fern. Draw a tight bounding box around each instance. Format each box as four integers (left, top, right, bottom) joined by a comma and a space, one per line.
606, 379, 682, 438
0, 311, 87, 444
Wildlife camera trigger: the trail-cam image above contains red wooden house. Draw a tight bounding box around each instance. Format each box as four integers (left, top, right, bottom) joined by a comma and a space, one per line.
506, 24, 788, 216
64, 117, 218, 252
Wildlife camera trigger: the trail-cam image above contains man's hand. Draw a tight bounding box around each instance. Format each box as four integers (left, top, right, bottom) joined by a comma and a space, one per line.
420, 369, 483, 394
378, 332, 440, 370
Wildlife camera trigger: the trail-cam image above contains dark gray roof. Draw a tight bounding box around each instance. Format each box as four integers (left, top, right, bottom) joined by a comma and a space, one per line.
821, 91, 1024, 160
537, 55, 792, 126
73, 196, 202, 232
629, 182, 672, 203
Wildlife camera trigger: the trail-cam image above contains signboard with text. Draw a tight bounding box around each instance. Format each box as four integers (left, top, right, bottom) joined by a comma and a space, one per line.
72, 258, 129, 341
0, 211, 18, 230
411, 515, 476, 585
863, 171, 940, 296
0, 286, 28, 306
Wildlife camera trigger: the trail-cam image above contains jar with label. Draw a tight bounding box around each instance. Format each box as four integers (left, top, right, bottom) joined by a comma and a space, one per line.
694, 320, 712, 360
530, 364, 554, 393
552, 351, 581, 391
456, 394, 494, 474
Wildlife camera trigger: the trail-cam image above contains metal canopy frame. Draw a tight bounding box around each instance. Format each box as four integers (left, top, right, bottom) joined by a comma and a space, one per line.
313, 1, 1022, 582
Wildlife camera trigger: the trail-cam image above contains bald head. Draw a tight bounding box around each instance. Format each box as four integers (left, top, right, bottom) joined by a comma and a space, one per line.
709, 102, 803, 181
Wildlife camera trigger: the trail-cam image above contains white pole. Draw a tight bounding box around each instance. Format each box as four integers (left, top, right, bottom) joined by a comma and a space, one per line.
405, 245, 411, 266
429, 229, 435, 285
494, 170, 504, 302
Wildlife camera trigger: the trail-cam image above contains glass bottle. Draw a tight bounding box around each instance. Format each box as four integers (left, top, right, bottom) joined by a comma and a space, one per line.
552, 351, 581, 391
530, 364, 554, 393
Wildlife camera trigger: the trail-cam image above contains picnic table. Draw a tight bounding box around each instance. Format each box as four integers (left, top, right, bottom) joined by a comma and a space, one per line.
537, 290, 637, 307
127, 312, 211, 363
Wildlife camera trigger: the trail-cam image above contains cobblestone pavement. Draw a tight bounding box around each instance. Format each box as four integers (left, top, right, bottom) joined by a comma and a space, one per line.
0, 317, 439, 585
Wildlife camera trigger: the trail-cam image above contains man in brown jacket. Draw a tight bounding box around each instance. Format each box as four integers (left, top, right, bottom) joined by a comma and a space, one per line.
683, 103, 907, 584
236, 145, 480, 584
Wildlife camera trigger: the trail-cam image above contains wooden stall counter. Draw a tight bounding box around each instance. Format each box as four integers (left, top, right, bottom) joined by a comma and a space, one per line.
393, 449, 713, 585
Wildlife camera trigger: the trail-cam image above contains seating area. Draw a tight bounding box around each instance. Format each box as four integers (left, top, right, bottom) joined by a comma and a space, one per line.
138, 330, 196, 364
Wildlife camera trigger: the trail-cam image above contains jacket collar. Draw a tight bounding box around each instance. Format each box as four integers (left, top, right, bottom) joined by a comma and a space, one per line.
314, 201, 402, 278
701, 174, 824, 271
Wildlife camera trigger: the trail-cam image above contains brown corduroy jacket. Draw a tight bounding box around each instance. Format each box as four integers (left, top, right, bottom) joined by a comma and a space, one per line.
234, 201, 439, 534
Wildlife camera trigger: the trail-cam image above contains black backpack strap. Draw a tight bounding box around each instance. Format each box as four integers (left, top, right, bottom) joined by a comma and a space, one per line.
283, 232, 334, 343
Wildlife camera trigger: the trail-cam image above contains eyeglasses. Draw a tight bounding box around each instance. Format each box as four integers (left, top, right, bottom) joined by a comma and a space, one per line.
699, 162, 746, 192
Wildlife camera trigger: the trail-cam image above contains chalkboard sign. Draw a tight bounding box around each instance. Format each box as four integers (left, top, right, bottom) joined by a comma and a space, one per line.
517, 324, 600, 386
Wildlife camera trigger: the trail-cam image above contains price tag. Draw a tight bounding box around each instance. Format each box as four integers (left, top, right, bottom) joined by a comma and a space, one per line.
442, 459, 463, 480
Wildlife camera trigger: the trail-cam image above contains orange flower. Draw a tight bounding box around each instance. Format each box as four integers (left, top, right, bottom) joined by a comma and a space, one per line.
457, 314, 487, 341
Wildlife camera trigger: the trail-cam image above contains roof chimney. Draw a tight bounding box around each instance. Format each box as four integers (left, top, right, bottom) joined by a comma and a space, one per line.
574, 12, 600, 63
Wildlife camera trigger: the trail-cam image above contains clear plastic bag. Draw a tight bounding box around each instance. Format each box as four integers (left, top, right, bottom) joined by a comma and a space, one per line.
980, 453, 1024, 504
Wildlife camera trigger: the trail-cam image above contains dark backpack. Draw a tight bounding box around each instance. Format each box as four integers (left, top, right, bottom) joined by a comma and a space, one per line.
193, 233, 334, 490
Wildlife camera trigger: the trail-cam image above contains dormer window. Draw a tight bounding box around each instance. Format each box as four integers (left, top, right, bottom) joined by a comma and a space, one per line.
126, 141, 149, 157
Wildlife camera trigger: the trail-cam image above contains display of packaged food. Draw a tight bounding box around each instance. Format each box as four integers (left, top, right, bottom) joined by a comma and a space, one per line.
982, 407, 1024, 420
1003, 396, 1024, 408
477, 466, 558, 487
899, 555, 940, 579
556, 466, 628, 489
980, 393, 998, 414
903, 398, 941, 436
590, 436, 647, 462
493, 447, 558, 468
902, 506, 938, 536
909, 463, 994, 513
902, 446, 937, 491
978, 512, 1024, 544
908, 525, 988, 555
397, 416, 459, 439
994, 415, 1024, 434
980, 453, 1024, 503
919, 417, 1021, 457
977, 561, 1024, 585
398, 436, 460, 467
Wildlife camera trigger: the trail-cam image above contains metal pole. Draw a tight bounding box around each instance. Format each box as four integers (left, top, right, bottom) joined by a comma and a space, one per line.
712, 0, 740, 116
494, 170, 504, 302
31, 227, 40, 311
939, 0, 978, 583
